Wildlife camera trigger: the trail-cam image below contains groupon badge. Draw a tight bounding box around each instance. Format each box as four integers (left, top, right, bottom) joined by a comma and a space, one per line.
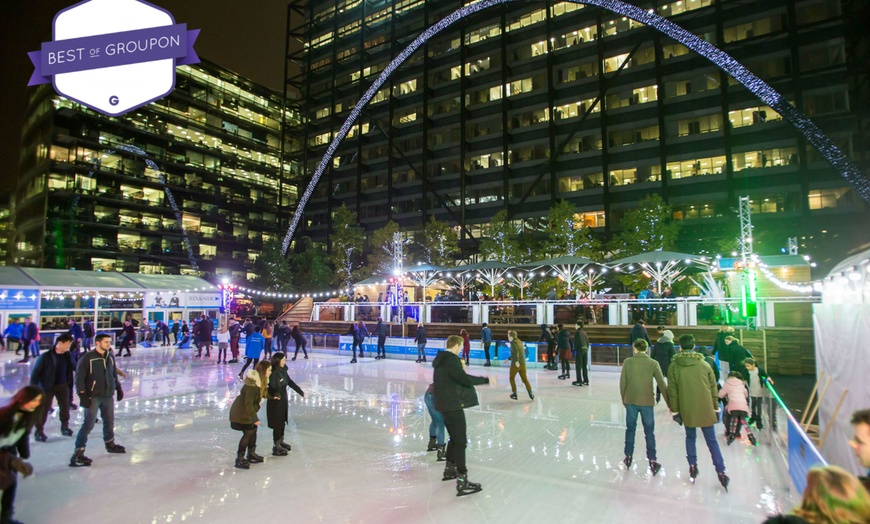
27, 0, 200, 116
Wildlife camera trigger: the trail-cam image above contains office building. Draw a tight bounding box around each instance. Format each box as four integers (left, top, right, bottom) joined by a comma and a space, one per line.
13, 59, 302, 281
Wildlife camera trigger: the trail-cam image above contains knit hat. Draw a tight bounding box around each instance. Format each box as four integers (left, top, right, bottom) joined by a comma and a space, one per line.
661, 330, 674, 342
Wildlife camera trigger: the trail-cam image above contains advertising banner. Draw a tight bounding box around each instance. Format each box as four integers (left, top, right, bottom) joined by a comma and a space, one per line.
145, 291, 183, 309
0, 289, 39, 310
787, 415, 827, 494
187, 293, 221, 309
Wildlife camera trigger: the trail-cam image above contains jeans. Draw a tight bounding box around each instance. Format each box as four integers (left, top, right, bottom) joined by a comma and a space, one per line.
624, 404, 656, 460
417, 343, 426, 360
424, 390, 445, 445
29, 340, 40, 358
443, 409, 468, 475
483, 341, 491, 361
377, 337, 386, 357
685, 425, 725, 473
75, 395, 115, 449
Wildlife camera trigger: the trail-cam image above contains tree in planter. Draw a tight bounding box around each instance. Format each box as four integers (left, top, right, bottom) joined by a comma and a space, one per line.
414, 215, 459, 266
289, 237, 333, 292
252, 239, 295, 292
609, 194, 681, 293
330, 204, 364, 292
546, 200, 601, 258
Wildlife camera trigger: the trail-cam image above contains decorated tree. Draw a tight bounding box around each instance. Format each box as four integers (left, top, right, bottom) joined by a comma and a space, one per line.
415, 215, 459, 266
366, 221, 404, 275
330, 204, 364, 292
253, 239, 295, 291
479, 210, 520, 263
546, 200, 601, 258
289, 237, 333, 291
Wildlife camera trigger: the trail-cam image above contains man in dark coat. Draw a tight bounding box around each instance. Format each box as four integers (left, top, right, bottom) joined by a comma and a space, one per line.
197, 315, 213, 358
67, 319, 83, 355
538, 324, 556, 370
573, 323, 590, 386
116, 320, 135, 357
277, 321, 292, 354
376, 318, 388, 360
414, 323, 427, 363
31, 334, 75, 441
629, 319, 650, 346
171, 320, 181, 344
433, 335, 489, 496
158, 320, 171, 347
228, 319, 241, 363
724, 335, 752, 381
712, 325, 734, 375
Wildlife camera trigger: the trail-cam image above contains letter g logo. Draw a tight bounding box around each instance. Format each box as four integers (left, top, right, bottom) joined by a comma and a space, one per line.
109, 95, 119, 106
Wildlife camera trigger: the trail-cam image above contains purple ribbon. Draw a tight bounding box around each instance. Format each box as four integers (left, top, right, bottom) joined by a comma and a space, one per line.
28, 23, 199, 86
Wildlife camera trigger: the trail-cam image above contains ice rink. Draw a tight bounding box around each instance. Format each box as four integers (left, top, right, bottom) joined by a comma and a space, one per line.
2, 346, 795, 523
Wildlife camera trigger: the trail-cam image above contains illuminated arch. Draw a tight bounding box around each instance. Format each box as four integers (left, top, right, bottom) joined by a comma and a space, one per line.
282, 0, 870, 254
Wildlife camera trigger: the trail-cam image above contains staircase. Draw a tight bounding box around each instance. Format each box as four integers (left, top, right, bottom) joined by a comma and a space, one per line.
274, 297, 314, 327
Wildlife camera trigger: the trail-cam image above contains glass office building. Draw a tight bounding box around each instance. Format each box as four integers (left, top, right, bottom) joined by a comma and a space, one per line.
13, 60, 302, 281
291, 0, 869, 261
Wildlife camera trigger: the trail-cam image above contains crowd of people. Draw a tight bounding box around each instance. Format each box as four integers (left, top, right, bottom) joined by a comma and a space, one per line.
2, 314, 870, 521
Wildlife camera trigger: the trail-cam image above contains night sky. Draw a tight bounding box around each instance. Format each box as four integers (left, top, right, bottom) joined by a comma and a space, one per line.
0, 0, 295, 195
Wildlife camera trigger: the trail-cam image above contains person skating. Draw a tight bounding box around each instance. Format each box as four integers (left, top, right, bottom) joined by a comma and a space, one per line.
238, 326, 265, 379
651, 329, 676, 403
506, 331, 534, 401
347, 323, 361, 364
620, 339, 669, 475
262, 321, 273, 359
481, 323, 493, 366
116, 320, 135, 357
0, 386, 42, 524
433, 334, 490, 496
719, 371, 756, 446
158, 320, 171, 347
414, 323, 427, 363
291, 325, 308, 361
30, 334, 75, 441
70, 334, 126, 467
743, 358, 773, 429
266, 353, 304, 456
668, 334, 728, 490
375, 318, 387, 359
228, 319, 241, 363
229, 361, 271, 469
216, 324, 230, 364
277, 321, 291, 355
424, 382, 446, 461
459, 329, 471, 366
711, 324, 734, 375
171, 320, 180, 345
629, 318, 650, 346
197, 314, 213, 358
556, 323, 573, 380
573, 322, 589, 386
355, 320, 369, 359
538, 324, 556, 370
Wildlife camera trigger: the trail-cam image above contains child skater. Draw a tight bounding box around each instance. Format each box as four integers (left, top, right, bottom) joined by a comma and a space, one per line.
229, 360, 271, 469
424, 381, 446, 461
267, 353, 304, 456
743, 358, 773, 430
718, 371, 757, 446
216, 324, 230, 364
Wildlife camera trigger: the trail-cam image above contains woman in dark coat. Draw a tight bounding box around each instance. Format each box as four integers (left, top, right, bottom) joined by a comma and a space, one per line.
0, 386, 43, 524
267, 353, 304, 456
651, 329, 676, 403
290, 326, 308, 361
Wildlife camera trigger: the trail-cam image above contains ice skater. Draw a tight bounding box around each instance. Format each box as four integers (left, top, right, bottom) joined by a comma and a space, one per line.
743, 358, 772, 429
266, 353, 304, 456
424, 382, 446, 460
375, 318, 387, 360
620, 339, 668, 475
116, 320, 135, 357
291, 325, 308, 361
538, 324, 556, 370
556, 323, 573, 380
507, 331, 534, 401
31, 333, 75, 442
414, 323, 427, 363
433, 335, 490, 496
216, 324, 230, 364
238, 326, 265, 380
668, 334, 728, 490
573, 322, 589, 386
70, 334, 126, 467
719, 371, 756, 446
0, 386, 42, 524
459, 329, 470, 366
481, 323, 493, 367
229, 360, 271, 469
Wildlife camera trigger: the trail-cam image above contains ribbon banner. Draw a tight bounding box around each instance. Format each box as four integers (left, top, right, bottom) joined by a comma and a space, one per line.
28, 24, 199, 86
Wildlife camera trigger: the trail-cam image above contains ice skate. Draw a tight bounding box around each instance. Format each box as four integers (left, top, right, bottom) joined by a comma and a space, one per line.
105, 440, 126, 454
272, 443, 288, 456
649, 460, 661, 476
34, 430, 47, 442
61, 426, 73, 437
748, 433, 758, 446
718, 471, 730, 491
279, 441, 292, 451
436, 444, 446, 462
246, 447, 265, 463
456, 476, 482, 497
689, 464, 698, 482
427, 436, 438, 451
528, 391, 535, 400
69, 448, 92, 467
623, 455, 632, 468
442, 461, 458, 481
235, 453, 250, 469
509, 392, 518, 400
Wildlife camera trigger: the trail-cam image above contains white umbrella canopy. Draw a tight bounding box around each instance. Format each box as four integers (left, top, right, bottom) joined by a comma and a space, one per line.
609, 250, 709, 294
523, 255, 605, 293
405, 263, 449, 300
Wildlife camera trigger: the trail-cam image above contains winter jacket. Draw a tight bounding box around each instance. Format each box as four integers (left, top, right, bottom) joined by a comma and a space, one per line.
217, 330, 230, 344
704, 354, 721, 383
291, 327, 305, 345
245, 333, 265, 359
557, 329, 574, 359
243, 322, 255, 336
122, 324, 135, 341
229, 370, 264, 425
229, 322, 240, 338
651, 339, 676, 375
574, 329, 589, 351
719, 376, 749, 413
83, 322, 95, 338
376, 321, 388, 341
712, 330, 731, 361
75, 350, 122, 401
171, 322, 180, 335
199, 318, 213, 341
538, 327, 554, 344
509, 338, 527, 368
30, 348, 74, 391
481, 327, 493, 344
620, 352, 668, 408
266, 365, 304, 429
68, 322, 83, 342
746, 367, 769, 397
629, 323, 650, 345
432, 350, 488, 413
3, 323, 23, 339
727, 341, 753, 378
414, 326, 427, 345
356, 322, 369, 340
667, 351, 719, 428
0, 407, 34, 462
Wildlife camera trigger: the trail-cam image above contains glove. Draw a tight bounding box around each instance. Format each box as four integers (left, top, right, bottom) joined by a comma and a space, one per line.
78, 394, 91, 407
10, 458, 33, 478
116, 388, 124, 401
672, 413, 684, 426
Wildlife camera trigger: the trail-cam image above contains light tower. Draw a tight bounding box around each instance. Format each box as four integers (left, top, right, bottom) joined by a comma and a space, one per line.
737, 196, 757, 328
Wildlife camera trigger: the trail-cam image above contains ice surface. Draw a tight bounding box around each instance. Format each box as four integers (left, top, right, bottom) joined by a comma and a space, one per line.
2, 347, 794, 523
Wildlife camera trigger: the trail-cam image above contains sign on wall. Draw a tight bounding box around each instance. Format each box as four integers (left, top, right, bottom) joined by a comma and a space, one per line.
187, 293, 221, 308
28, 0, 199, 116
0, 289, 39, 310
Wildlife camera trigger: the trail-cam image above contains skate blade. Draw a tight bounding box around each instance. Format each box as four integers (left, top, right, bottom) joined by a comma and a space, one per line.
456, 488, 483, 497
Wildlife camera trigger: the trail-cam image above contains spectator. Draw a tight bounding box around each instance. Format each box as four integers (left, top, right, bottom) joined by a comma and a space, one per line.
764, 466, 870, 524
850, 409, 870, 492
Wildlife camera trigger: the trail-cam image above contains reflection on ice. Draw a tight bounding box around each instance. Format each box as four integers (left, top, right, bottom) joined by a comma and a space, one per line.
1, 347, 794, 523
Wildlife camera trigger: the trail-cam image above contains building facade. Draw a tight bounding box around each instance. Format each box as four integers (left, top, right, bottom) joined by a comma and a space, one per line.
13, 60, 302, 282
291, 0, 869, 267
